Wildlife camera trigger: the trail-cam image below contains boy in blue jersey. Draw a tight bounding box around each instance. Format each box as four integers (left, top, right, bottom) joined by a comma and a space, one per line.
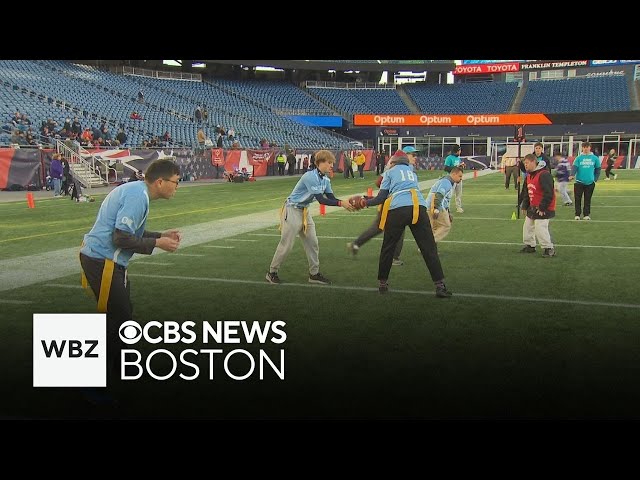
361, 150, 451, 298
443, 144, 465, 213
266, 150, 355, 285
80, 158, 182, 377
426, 167, 464, 242
569, 141, 601, 220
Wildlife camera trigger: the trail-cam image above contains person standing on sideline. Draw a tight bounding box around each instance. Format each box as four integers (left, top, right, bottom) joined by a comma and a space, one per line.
426, 167, 464, 242
376, 149, 386, 175
519, 153, 557, 257
443, 144, 465, 213
343, 150, 354, 179
50, 153, 64, 197
502, 153, 519, 190
266, 150, 355, 286
570, 141, 601, 221
347, 152, 408, 266
79, 158, 182, 377
354, 150, 366, 179
554, 153, 572, 206
605, 148, 618, 180
359, 149, 452, 298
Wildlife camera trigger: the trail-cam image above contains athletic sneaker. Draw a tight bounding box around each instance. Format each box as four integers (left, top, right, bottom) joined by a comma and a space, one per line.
564, 202, 573, 206
605, 177, 611, 181
378, 280, 389, 294
309, 272, 331, 285
574, 216, 581, 221
456, 208, 464, 213
519, 245, 536, 253
265, 272, 281, 284
542, 248, 556, 257
435, 283, 453, 298
614, 174, 618, 180
583, 216, 591, 221
346, 242, 359, 256
392, 258, 404, 266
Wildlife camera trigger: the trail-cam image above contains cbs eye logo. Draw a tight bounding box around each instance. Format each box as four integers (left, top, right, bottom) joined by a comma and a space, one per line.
119, 320, 142, 344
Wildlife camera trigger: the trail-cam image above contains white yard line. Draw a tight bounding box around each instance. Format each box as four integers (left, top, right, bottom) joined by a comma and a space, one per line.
129, 273, 640, 310
247, 233, 640, 250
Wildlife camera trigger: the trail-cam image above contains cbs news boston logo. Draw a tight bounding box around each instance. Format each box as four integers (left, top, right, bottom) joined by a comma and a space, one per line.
33, 313, 106, 387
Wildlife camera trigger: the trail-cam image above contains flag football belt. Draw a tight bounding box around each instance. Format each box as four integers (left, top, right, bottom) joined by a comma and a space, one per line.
379, 188, 419, 230
280, 201, 309, 234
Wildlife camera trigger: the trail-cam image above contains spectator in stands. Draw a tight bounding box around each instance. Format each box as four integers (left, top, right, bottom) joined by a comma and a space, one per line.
194, 106, 202, 123
130, 111, 141, 120
163, 131, 171, 147
202, 107, 208, 123
260, 138, 269, 149
137, 89, 144, 104
228, 127, 235, 142
216, 133, 223, 148
116, 128, 127, 146
72, 116, 82, 136
197, 128, 206, 148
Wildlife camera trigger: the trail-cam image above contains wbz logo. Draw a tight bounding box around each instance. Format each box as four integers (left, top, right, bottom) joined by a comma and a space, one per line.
33, 313, 106, 387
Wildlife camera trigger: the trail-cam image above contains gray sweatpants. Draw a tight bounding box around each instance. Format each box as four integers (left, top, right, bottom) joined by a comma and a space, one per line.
269, 205, 320, 275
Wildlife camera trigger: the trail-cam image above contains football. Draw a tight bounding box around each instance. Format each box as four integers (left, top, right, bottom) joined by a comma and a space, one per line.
348, 195, 366, 210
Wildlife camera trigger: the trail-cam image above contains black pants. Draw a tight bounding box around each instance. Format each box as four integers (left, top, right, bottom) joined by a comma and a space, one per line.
355, 209, 404, 259
376, 162, 384, 175
505, 165, 519, 189
278, 163, 285, 175
605, 164, 614, 178
80, 253, 132, 378
378, 206, 444, 283
574, 182, 596, 217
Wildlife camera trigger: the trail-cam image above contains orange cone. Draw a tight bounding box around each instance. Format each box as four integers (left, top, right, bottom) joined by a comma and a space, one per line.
319, 204, 326, 216
473, 170, 478, 178
26, 192, 35, 209
367, 187, 373, 197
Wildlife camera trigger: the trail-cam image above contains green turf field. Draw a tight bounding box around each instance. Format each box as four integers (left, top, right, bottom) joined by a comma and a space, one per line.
1, 169, 639, 420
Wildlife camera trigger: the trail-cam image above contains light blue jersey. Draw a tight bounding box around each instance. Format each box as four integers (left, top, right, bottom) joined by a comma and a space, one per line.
286, 170, 333, 207
380, 163, 427, 209
426, 176, 455, 211
80, 181, 150, 267
572, 153, 601, 185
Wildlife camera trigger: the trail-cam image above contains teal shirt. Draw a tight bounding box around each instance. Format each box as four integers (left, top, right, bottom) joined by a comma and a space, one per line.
444, 154, 462, 168
572, 153, 601, 185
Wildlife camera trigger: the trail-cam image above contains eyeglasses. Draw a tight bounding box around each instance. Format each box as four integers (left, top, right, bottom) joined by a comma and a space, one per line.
163, 178, 179, 186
